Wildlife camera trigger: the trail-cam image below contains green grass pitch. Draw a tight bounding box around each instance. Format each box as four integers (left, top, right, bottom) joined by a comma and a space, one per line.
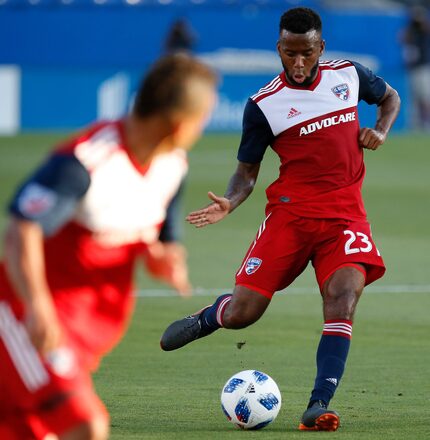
0, 132, 429, 439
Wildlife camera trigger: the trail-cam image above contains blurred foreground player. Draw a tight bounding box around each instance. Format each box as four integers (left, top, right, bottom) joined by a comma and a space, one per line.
0, 54, 217, 440
161, 8, 400, 431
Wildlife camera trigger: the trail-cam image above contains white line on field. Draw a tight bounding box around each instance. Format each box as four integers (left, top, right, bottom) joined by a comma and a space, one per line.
136, 284, 430, 297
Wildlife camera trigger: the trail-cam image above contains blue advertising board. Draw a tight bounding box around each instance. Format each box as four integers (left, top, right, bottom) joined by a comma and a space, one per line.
0, 3, 409, 131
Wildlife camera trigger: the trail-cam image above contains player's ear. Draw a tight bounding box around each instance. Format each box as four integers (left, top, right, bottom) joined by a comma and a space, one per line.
276, 40, 282, 57
169, 118, 183, 138
319, 39, 326, 56
170, 117, 192, 146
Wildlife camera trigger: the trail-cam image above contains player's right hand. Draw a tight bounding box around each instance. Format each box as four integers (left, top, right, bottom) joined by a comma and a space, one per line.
143, 241, 192, 297
24, 295, 63, 354
186, 191, 231, 228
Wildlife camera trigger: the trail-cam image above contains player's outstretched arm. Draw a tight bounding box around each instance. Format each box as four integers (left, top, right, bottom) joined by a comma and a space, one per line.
186, 161, 260, 228
359, 83, 400, 150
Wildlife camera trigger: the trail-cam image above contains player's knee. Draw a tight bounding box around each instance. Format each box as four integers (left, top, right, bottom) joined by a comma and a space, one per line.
324, 285, 360, 319
84, 415, 109, 440
222, 287, 270, 329
222, 310, 252, 329
88, 415, 109, 440
222, 303, 263, 329
60, 415, 109, 440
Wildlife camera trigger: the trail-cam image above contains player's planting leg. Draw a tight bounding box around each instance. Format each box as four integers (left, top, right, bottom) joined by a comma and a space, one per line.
160, 286, 270, 351
307, 319, 352, 407
299, 266, 365, 431
298, 321, 350, 431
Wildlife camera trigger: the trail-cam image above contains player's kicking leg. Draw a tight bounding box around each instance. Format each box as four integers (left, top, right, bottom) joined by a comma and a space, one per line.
298, 265, 366, 431
160, 286, 270, 351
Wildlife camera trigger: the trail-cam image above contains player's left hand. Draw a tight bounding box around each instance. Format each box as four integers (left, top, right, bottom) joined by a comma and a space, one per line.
358, 127, 386, 150
143, 241, 192, 297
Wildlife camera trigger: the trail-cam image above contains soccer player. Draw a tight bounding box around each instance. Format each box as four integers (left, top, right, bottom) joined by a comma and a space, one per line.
161, 7, 400, 432
0, 54, 217, 440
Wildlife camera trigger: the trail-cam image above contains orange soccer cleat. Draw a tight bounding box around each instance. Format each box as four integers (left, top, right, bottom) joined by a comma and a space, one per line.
298, 400, 340, 431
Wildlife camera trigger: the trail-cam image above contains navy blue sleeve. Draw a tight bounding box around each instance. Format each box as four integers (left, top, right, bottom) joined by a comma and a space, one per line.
8, 153, 91, 236
237, 98, 274, 164
158, 178, 185, 243
351, 61, 387, 105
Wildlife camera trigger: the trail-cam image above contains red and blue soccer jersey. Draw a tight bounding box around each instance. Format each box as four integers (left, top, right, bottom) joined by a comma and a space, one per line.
1, 120, 188, 368
235, 61, 387, 297
238, 60, 387, 220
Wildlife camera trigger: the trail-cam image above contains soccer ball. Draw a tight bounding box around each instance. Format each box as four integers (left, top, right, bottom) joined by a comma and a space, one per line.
220, 369, 282, 430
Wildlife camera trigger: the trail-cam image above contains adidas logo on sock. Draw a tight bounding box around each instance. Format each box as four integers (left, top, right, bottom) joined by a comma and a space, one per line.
287, 107, 301, 119
326, 377, 338, 386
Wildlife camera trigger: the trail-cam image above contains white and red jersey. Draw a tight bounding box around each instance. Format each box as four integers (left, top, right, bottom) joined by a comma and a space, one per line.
238, 60, 387, 221
64, 120, 187, 246
1, 120, 188, 368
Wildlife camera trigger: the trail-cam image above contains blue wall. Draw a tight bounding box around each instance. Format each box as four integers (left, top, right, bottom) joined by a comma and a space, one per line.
0, 3, 408, 131
0, 4, 406, 68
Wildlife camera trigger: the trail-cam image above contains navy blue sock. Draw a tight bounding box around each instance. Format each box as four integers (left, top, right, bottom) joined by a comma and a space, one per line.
309, 320, 353, 407
199, 293, 232, 332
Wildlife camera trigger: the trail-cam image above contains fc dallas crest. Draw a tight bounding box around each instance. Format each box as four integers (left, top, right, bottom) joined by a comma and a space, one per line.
245, 257, 262, 275
331, 83, 350, 101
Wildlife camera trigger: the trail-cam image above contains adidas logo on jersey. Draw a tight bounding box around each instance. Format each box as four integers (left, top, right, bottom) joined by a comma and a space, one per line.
326, 377, 338, 386
287, 107, 301, 119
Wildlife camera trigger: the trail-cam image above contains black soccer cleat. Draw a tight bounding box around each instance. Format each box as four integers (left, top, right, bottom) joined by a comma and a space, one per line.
298, 400, 340, 431
160, 307, 213, 351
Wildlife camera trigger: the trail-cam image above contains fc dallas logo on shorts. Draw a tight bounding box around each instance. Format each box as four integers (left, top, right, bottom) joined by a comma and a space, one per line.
245, 257, 262, 275
331, 83, 350, 101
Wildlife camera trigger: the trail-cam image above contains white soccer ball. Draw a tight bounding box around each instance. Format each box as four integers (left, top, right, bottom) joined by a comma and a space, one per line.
220, 369, 282, 430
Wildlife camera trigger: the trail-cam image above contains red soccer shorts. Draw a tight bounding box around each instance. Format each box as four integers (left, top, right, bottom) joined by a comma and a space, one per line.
0, 300, 108, 439
235, 208, 386, 299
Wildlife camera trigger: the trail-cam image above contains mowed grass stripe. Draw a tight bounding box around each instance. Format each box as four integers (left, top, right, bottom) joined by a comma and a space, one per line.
135, 285, 430, 297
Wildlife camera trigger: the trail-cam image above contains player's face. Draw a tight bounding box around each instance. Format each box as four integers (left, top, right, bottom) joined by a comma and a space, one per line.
277, 29, 325, 87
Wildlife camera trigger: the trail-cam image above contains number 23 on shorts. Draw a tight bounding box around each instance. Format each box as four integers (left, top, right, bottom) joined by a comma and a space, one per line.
343, 229, 381, 256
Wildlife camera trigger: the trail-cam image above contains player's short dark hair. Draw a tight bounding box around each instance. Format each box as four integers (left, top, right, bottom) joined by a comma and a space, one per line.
279, 7, 322, 34
133, 54, 217, 118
